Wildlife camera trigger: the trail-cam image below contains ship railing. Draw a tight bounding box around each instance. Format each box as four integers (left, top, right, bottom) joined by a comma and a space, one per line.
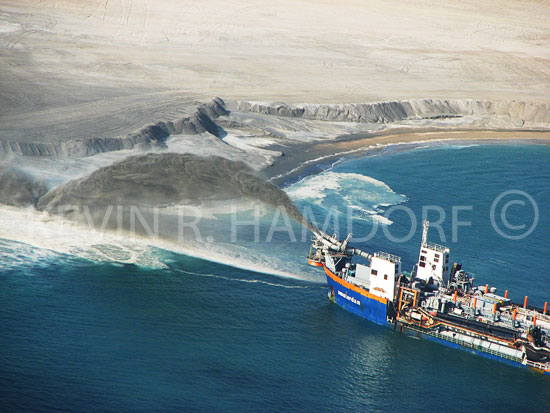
374, 251, 401, 263
526, 360, 550, 371
423, 242, 448, 253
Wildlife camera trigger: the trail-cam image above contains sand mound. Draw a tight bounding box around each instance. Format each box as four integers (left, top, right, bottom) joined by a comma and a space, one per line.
36, 152, 311, 228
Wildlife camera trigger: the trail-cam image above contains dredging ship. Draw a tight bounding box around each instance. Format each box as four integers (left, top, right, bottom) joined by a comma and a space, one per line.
307, 221, 550, 375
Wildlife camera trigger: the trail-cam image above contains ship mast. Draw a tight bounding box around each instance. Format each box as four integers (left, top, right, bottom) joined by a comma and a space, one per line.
421, 220, 429, 247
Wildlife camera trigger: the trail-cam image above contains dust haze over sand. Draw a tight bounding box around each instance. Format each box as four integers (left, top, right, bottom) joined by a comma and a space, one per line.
0, 167, 46, 207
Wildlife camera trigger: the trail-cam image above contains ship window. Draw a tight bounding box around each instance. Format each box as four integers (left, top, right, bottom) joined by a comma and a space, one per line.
421, 250, 427, 254
419, 262, 426, 268
435, 253, 440, 258
371, 269, 377, 275
384, 274, 388, 280
434, 256, 439, 262
432, 265, 436, 270
445, 256, 449, 263
420, 256, 426, 262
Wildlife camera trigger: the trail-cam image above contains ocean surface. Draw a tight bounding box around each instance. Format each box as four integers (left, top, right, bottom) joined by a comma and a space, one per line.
1, 143, 550, 411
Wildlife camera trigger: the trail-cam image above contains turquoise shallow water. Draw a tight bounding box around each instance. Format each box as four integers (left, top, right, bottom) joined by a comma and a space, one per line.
1, 143, 550, 411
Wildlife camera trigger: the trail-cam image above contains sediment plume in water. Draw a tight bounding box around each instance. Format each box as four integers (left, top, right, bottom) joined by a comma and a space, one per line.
34, 153, 318, 232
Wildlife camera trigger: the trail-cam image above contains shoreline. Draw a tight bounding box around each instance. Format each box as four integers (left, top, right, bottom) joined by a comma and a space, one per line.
265, 129, 550, 186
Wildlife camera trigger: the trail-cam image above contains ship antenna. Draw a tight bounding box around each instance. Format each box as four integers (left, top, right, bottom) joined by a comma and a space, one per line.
421, 220, 430, 247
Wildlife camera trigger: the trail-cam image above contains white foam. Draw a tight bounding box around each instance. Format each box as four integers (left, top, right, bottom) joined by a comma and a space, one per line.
269, 146, 375, 182
285, 171, 343, 201
0, 205, 321, 282
286, 171, 407, 225
410, 142, 481, 152
446, 143, 481, 150
370, 214, 394, 226
174, 268, 316, 289
0, 205, 167, 268
0, 238, 64, 270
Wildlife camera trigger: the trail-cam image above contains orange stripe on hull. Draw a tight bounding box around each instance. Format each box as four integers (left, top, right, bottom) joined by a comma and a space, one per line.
308, 260, 324, 267
324, 265, 387, 305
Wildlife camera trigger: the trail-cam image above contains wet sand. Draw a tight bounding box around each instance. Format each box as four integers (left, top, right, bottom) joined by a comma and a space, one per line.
266, 129, 550, 185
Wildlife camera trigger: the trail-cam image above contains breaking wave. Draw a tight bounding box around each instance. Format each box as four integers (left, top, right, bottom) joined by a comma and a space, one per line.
0, 151, 326, 279
0, 206, 168, 269
286, 171, 407, 224
0, 205, 321, 280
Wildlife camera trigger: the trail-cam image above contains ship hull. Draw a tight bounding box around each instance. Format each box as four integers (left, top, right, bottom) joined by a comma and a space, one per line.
399, 323, 525, 369
312, 225, 550, 376
411, 329, 550, 375
324, 267, 387, 326
324, 267, 550, 375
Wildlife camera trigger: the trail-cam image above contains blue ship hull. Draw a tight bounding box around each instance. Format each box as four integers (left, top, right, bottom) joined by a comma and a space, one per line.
325, 271, 387, 326
324, 268, 550, 376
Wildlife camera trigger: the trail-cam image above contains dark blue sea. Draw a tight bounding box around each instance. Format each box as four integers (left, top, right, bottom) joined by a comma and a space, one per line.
2, 143, 550, 411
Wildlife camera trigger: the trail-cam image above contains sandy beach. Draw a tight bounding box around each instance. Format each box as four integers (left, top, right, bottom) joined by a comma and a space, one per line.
266, 129, 550, 184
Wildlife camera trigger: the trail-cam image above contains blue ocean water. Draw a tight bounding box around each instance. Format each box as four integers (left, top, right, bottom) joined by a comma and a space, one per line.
1, 143, 550, 411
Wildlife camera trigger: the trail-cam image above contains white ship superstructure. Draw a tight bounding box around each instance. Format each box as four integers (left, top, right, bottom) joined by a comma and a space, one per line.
307, 221, 550, 376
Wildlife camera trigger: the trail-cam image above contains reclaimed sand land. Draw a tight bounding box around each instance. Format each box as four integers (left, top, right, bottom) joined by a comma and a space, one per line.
0, 0, 549, 176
